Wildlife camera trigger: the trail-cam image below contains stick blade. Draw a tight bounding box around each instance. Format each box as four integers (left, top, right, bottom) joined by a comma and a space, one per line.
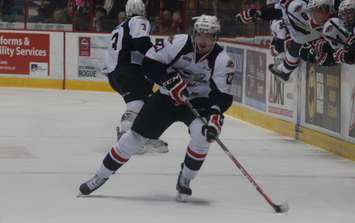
273, 202, 289, 213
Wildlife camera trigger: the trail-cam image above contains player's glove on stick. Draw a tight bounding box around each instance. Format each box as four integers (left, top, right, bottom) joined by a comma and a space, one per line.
202, 108, 224, 143
162, 71, 188, 106
345, 35, 355, 52
235, 9, 260, 24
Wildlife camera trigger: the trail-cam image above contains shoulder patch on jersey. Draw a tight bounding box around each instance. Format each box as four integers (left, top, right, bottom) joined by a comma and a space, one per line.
325, 25, 333, 33
293, 4, 303, 13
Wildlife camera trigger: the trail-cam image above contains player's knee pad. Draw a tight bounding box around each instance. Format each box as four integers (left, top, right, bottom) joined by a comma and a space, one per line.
188, 119, 210, 154
115, 130, 146, 158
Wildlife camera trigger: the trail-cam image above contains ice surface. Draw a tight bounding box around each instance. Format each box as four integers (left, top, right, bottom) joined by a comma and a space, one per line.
0, 88, 354, 223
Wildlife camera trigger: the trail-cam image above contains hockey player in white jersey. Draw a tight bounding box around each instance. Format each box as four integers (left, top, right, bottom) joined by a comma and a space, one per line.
324, 0, 355, 64
268, 0, 338, 81
103, 0, 168, 154
270, 19, 291, 66
79, 15, 236, 202
236, 0, 338, 81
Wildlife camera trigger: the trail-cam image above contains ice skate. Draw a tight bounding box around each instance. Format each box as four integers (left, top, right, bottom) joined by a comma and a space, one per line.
268, 64, 291, 83
79, 174, 108, 195
176, 163, 192, 202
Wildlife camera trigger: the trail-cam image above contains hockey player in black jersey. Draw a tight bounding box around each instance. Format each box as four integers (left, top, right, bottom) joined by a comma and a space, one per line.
79, 15, 236, 202
102, 0, 168, 154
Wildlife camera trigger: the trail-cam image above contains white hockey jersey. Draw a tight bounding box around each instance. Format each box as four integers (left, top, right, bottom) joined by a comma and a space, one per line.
103, 16, 151, 74
323, 17, 354, 49
276, 0, 322, 44
145, 34, 235, 103
270, 19, 289, 39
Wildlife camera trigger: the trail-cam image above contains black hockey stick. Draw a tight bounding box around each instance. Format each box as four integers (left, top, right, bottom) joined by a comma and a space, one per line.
185, 101, 289, 213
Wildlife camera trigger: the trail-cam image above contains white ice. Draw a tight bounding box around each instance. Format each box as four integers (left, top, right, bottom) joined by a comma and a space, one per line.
0, 88, 354, 223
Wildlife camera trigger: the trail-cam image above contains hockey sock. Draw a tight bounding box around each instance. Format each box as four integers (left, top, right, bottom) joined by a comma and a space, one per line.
102, 147, 130, 173
182, 146, 207, 179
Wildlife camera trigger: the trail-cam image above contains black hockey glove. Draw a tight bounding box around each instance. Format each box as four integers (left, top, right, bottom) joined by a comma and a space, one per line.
235, 9, 261, 24
162, 71, 188, 106
344, 35, 355, 52
202, 108, 224, 143
299, 43, 316, 63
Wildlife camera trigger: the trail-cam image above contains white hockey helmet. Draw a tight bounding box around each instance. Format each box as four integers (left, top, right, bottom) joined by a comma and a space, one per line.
193, 15, 221, 34
125, 0, 146, 17
307, 0, 335, 12
338, 0, 355, 28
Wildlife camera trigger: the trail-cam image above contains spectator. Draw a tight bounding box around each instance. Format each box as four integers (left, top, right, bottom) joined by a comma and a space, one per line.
37, 0, 57, 22
1, 0, 16, 21
163, 0, 183, 12
94, 15, 105, 32
151, 15, 160, 33
93, 6, 106, 30
161, 9, 172, 33
51, 8, 70, 23
103, 0, 114, 15
171, 11, 182, 33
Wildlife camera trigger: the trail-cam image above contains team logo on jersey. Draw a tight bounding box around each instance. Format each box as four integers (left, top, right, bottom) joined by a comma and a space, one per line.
180, 70, 207, 86
293, 5, 303, 13
226, 60, 235, 68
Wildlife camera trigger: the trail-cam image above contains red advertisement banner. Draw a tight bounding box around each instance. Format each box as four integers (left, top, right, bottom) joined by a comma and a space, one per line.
0, 32, 50, 75
79, 37, 91, 57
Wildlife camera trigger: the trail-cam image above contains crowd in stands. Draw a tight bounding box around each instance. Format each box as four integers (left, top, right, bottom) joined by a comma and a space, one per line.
0, 0, 186, 34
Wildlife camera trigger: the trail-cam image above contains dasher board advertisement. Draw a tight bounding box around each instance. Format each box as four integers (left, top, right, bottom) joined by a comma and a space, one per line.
267, 65, 297, 120
78, 36, 109, 80
0, 32, 49, 76
245, 50, 267, 111
305, 64, 341, 133
226, 46, 244, 103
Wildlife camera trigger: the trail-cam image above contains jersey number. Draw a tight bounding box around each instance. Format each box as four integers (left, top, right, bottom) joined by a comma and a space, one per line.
112, 32, 119, 50
226, 72, 234, 85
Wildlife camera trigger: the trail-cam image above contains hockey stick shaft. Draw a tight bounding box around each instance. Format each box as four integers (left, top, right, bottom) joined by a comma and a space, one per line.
185, 101, 283, 212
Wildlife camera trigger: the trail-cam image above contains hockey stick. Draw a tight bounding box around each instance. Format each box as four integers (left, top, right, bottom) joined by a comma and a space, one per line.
185, 101, 289, 213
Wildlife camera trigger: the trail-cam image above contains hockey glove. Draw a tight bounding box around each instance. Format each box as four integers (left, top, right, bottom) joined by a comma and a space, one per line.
299, 43, 316, 63
162, 71, 188, 106
344, 35, 355, 52
333, 48, 345, 64
235, 9, 261, 24
202, 108, 224, 143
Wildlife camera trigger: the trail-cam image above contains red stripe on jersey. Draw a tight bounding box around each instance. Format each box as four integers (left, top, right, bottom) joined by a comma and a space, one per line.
187, 147, 207, 159
110, 147, 129, 163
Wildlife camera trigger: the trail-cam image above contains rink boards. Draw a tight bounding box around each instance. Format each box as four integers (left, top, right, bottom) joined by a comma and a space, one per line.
0, 30, 354, 161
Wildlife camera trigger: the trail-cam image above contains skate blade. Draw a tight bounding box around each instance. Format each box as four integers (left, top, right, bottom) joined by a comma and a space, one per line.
76, 193, 88, 198
176, 193, 189, 202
